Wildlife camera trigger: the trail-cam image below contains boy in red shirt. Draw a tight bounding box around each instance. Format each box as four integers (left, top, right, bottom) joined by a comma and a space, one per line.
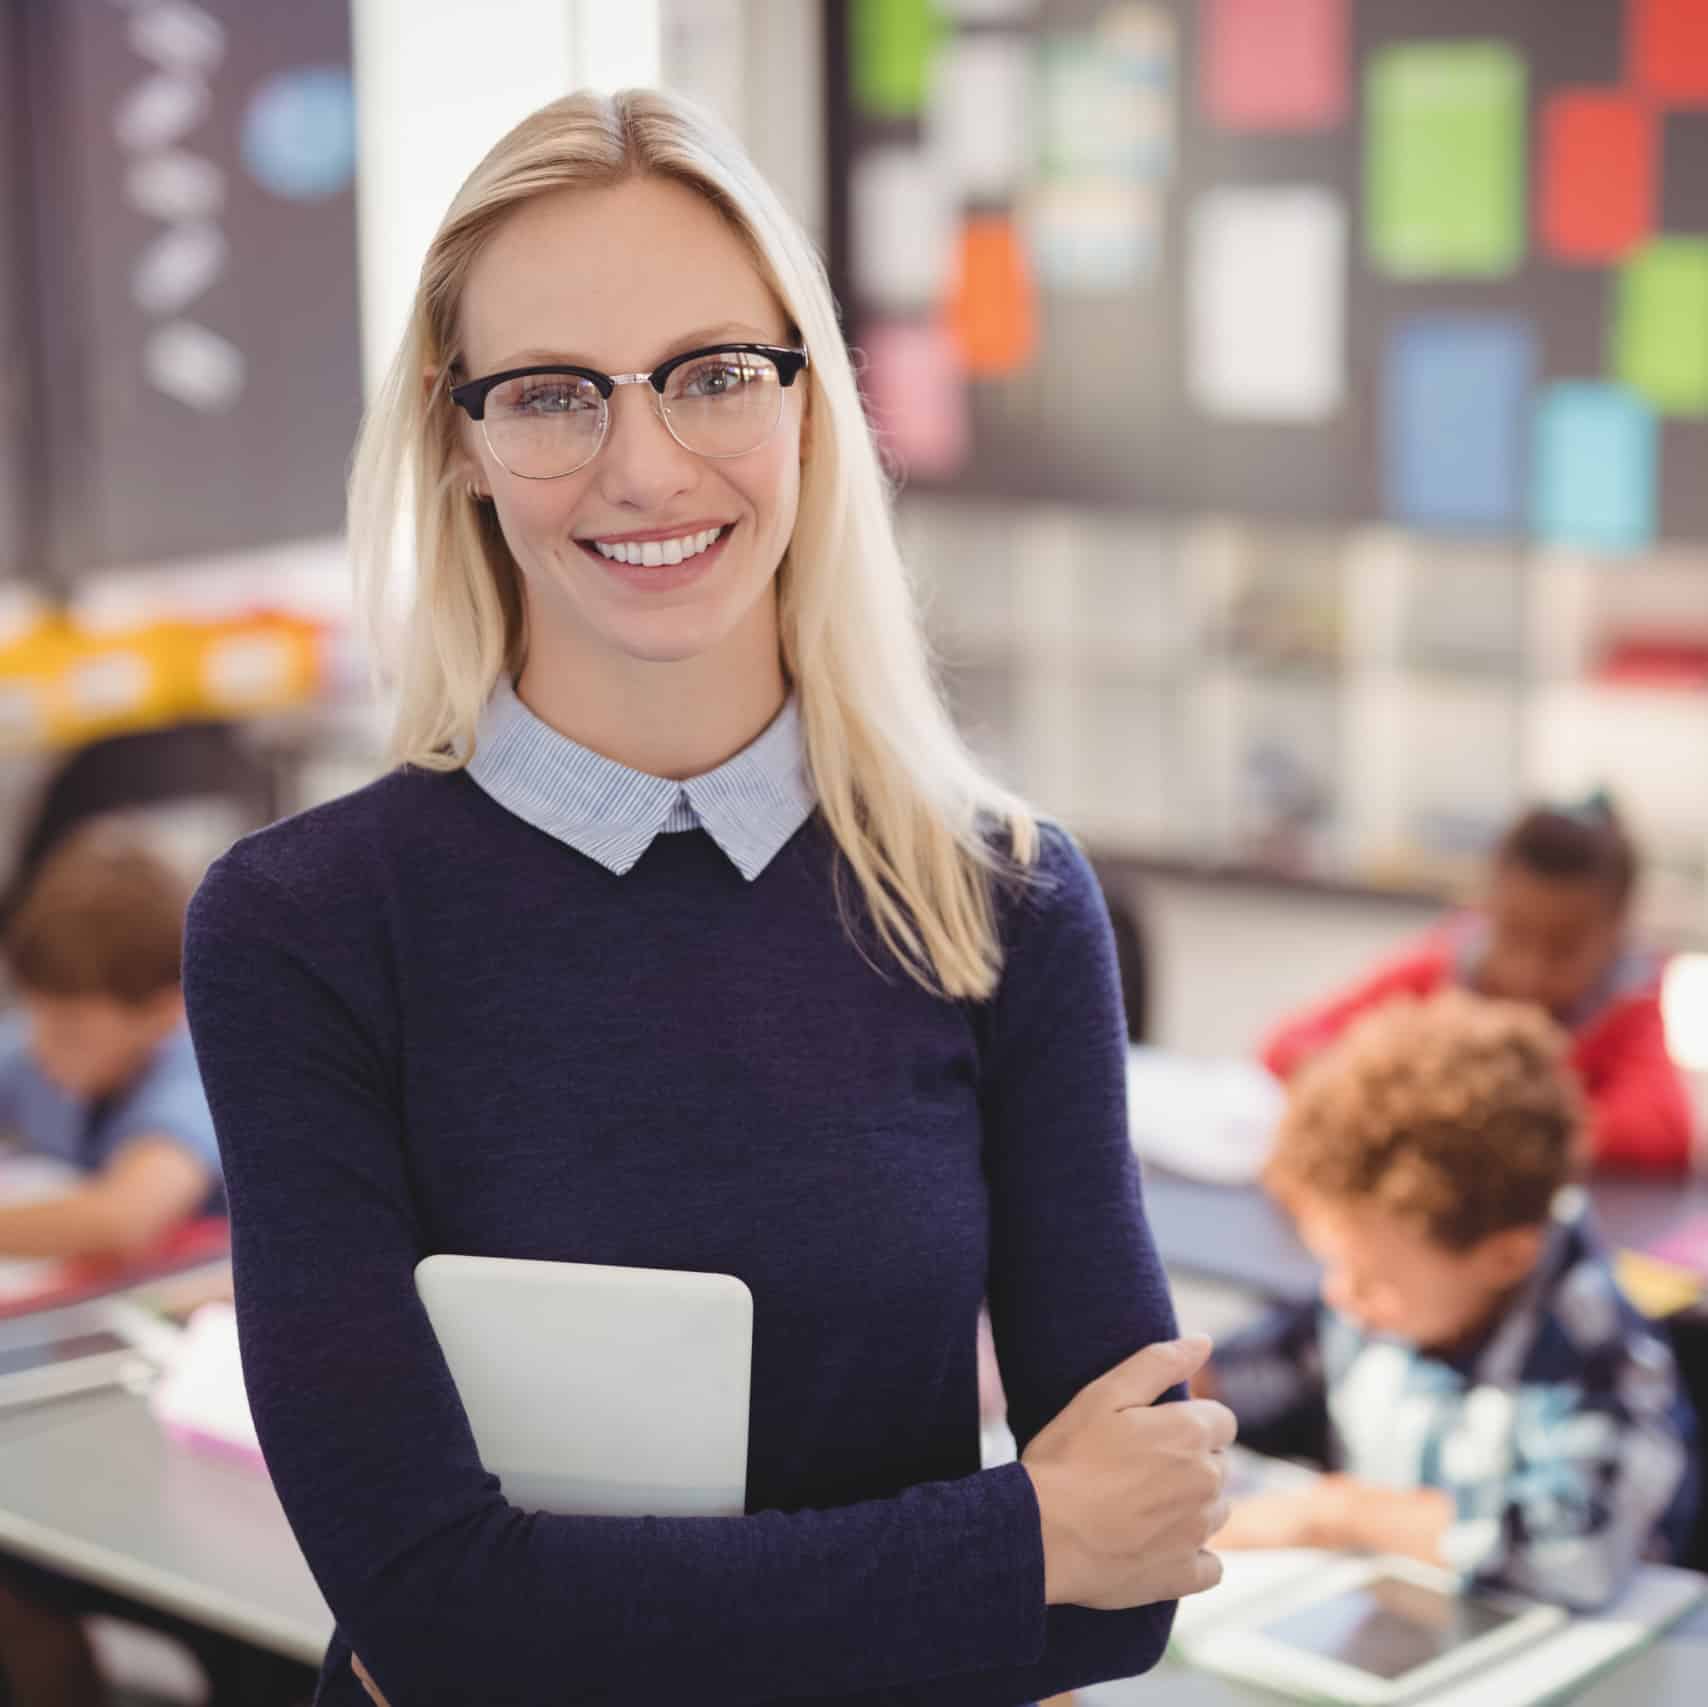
1262, 799, 1695, 1173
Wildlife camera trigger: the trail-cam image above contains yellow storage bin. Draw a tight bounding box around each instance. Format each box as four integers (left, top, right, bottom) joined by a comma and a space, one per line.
0, 607, 65, 752
182, 612, 326, 716
47, 620, 181, 746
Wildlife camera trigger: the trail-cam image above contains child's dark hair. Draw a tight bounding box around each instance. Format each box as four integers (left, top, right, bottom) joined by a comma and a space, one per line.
2, 824, 191, 1005
1496, 792, 1636, 909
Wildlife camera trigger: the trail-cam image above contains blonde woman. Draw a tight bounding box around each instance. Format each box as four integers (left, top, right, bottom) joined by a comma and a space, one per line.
183, 90, 1232, 1707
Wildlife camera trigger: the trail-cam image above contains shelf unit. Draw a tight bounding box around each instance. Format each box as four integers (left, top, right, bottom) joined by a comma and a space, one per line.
901, 495, 1708, 948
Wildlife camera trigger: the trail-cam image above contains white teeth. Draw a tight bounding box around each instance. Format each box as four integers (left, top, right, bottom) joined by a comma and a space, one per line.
591, 525, 724, 566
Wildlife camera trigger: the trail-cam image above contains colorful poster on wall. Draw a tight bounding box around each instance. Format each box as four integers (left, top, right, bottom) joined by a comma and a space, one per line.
1531, 383, 1658, 552
860, 320, 971, 479
1385, 316, 1537, 530
1366, 42, 1527, 278
1188, 186, 1346, 421
945, 215, 1036, 375
1201, 0, 1347, 133
851, 146, 957, 312
1631, 0, 1708, 107
1025, 181, 1161, 293
1539, 92, 1655, 263
851, 0, 944, 119
926, 33, 1032, 203
1613, 238, 1708, 415
1037, 6, 1174, 182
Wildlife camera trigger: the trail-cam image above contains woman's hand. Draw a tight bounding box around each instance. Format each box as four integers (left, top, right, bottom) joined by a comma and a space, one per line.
1021, 1335, 1237, 1611
352, 1653, 392, 1707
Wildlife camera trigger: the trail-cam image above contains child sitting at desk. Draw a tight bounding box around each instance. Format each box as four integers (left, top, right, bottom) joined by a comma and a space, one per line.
1203, 990, 1699, 1610
1261, 796, 1695, 1174
0, 826, 223, 1259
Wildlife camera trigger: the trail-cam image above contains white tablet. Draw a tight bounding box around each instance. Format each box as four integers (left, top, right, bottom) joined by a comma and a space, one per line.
1181, 1555, 1567, 1705
414, 1253, 751, 1518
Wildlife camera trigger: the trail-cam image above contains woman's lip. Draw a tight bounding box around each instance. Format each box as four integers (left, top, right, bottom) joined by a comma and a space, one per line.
578, 520, 734, 546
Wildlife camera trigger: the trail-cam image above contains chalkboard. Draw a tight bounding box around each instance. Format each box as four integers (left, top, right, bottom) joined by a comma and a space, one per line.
14, 0, 363, 587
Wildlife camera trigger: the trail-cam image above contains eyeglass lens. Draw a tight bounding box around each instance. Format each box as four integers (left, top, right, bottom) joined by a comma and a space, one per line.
480, 350, 785, 479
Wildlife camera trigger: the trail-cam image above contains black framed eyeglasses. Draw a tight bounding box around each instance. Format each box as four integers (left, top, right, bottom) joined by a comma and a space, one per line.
449, 342, 809, 481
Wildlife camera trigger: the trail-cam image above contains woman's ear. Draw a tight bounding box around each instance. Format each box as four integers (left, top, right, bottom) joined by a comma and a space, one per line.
430, 366, 488, 498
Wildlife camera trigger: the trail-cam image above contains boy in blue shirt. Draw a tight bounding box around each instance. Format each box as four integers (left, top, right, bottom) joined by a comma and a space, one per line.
0, 827, 228, 1707
0, 826, 223, 1259
1202, 990, 1697, 1610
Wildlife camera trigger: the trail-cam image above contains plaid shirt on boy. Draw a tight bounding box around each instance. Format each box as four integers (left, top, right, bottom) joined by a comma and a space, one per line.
1213, 1189, 1699, 1609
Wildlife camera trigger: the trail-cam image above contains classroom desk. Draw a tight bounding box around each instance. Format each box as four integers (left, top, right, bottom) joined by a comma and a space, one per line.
0, 1381, 331, 1666
0, 1199, 1701, 1707
1143, 1164, 1708, 1300
0, 1369, 1701, 1707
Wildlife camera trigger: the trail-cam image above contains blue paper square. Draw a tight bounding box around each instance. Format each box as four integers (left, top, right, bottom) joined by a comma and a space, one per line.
1531, 383, 1658, 552
1385, 316, 1537, 532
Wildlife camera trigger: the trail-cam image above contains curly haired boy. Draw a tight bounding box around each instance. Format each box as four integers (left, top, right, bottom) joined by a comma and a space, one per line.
1204, 990, 1698, 1609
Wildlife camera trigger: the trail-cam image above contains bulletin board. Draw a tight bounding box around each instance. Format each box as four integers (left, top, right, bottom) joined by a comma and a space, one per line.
826, 0, 1708, 550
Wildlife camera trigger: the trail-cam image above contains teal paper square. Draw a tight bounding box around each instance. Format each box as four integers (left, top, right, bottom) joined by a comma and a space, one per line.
1531, 383, 1657, 552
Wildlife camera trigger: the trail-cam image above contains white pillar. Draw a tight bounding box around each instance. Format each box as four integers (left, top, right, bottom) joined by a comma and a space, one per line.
349, 0, 580, 393
573, 0, 662, 92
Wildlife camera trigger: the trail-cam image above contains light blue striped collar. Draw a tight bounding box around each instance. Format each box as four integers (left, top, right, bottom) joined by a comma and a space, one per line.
465, 678, 815, 880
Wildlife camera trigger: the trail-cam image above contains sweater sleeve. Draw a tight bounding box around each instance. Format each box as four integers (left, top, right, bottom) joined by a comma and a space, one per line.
1259, 936, 1452, 1081
183, 845, 1057, 1707
927, 825, 1182, 1700
1577, 993, 1696, 1174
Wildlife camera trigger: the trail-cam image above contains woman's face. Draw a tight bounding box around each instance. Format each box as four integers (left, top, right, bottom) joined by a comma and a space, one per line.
455, 175, 805, 676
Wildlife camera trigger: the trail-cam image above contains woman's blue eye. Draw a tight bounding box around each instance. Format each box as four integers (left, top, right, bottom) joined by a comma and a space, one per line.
679, 360, 760, 399
517, 383, 594, 413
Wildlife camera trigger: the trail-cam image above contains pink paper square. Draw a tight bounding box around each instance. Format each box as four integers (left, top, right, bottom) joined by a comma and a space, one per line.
1201, 0, 1348, 133
859, 321, 971, 482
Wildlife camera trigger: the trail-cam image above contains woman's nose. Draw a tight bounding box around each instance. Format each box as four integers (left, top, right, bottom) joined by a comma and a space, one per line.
592, 385, 698, 509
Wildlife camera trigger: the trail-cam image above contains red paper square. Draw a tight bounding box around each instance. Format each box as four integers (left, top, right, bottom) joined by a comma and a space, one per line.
1631, 0, 1708, 106
1539, 92, 1656, 262
1201, 0, 1348, 133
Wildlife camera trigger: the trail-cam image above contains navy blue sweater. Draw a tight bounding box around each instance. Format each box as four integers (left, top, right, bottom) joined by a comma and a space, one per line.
183, 768, 1180, 1706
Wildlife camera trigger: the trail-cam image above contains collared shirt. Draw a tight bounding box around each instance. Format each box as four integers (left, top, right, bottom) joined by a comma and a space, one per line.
465, 677, 815, 881
1213, 1190, 1698, 1609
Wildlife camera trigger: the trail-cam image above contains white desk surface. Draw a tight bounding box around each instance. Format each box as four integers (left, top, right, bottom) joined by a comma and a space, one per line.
0, 1382, 331, 1665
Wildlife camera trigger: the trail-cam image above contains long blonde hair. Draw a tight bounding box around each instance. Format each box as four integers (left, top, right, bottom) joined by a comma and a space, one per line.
349, 88, 1039, 1000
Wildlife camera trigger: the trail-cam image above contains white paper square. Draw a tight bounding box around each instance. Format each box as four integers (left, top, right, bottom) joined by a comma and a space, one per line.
1188, 185, 1347, 421
851, 146, 956, 311
927, 34, 1033, 203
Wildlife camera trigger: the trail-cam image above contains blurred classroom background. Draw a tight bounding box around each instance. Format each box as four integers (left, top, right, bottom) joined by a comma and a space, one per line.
2, 0, 1706, 1088
3, 5, 1708, 1703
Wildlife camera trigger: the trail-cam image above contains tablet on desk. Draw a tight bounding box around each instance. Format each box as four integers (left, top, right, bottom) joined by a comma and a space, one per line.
1181, 1555, 1566, 1705
0, 1298, 182, 1412
415, 1253, 751, 1518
